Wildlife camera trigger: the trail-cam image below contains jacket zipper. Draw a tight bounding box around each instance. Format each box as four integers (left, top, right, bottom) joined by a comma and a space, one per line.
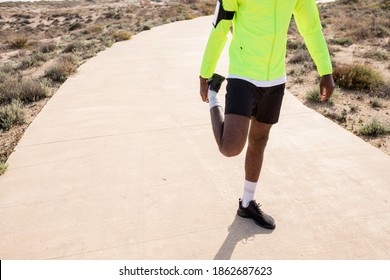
267, 0, 278, 80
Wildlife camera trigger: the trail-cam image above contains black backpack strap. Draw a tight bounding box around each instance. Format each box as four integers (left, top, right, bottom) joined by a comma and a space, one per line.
212, 0, 235, 28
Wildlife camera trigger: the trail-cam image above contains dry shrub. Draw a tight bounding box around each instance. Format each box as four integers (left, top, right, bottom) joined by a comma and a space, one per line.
339, 0, 359, 4
0, 78, 21, 103
8, 34, 29, 49
370, 98, 383, 108
19, 79, 50, 102
63, 41, 85, 53
0, 63, 14, 74
45, 55, 78, 83
0, 100, 26, 131
85, 25, 104, 34
287, 38, 305, 50
163, 5, 179, 18
0, 78, 49, 103
100, 36, 115, 48
69, 22, 83, 31
18, 57, 36, 70
289, 49, 312, 64
363, 49, 388, 61
18, 52, 48, 70
289, 48, 315, 70
333, 63, 385, 91
381, 0, 390, 10
328, 37, 353, 47
334, 1, 390, 41
192, 1, 215, 15
112, 30, 131, 42
0, 71, 7, 84
324, 109, 347, 124
375, 84, 390, 99
38, 42, 57, 53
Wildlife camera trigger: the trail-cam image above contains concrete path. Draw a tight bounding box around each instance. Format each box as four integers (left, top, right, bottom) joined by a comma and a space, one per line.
0, 16, 389, 260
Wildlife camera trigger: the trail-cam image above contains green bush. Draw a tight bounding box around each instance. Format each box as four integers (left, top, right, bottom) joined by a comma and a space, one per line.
305, 88, 322, 102
359, 119, 390, 137
0, 100, 26, 131
0, 162, 7, 176
333, 63, 385, 90
305, 87, 336, 104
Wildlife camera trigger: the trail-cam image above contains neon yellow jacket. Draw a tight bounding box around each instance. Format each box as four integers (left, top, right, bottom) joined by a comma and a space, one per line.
200, 0, 332, 81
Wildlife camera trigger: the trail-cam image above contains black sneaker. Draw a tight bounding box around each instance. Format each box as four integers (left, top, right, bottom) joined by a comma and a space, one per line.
237, 199, 276, 229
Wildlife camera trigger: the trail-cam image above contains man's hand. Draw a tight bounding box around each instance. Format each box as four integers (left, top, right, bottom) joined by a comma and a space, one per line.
200, 76, 209, 102
319, 74, 335, 101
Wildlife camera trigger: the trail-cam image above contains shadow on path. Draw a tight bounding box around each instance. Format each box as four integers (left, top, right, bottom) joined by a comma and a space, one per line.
214, 215, 274, 260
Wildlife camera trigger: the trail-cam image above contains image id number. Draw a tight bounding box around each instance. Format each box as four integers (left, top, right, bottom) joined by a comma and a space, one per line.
212, 266, 272, 276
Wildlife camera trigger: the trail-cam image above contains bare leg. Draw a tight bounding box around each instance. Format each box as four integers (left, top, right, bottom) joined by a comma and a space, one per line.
245, 118, 273, 182
210, 106, 250, 157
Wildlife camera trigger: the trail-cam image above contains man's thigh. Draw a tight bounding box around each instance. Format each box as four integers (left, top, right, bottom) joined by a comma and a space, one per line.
221, 114, 251, 154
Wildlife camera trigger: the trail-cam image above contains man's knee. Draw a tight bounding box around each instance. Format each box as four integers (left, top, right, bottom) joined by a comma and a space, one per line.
248, 133, 269, 149
219, 144, 243, 157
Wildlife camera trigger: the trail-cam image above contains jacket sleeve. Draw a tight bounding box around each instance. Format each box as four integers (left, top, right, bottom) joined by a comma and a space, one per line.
294, 0, 332, 76
200, 0, 237, 79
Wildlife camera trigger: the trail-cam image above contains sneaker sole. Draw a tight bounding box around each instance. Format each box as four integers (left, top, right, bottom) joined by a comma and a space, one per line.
237, 209, 276, 230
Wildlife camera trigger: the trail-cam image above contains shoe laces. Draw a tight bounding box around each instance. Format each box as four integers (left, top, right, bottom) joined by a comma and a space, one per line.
253, 201, 264, 215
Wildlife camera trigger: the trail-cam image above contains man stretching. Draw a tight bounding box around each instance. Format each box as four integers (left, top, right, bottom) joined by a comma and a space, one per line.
199, 0, 335, 229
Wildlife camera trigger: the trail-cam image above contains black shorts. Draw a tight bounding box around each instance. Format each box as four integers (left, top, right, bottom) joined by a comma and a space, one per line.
225, 78, 285, 124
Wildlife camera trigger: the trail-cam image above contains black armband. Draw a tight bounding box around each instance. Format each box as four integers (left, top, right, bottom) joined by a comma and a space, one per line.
212, 0, 235, 28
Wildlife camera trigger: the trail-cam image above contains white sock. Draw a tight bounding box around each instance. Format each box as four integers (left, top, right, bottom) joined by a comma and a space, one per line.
208, 89, 221, 109
241, 180, 258, 207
